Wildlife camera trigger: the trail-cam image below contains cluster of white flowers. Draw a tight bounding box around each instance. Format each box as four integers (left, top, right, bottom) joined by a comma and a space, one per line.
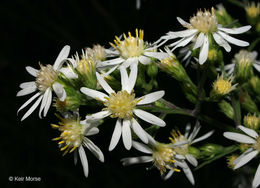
16, 3, 260, 187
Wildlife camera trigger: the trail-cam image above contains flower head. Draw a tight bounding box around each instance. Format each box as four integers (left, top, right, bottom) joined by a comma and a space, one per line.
246, 2, 260, 18
17, 45, 70, 121
156, 8, 251, 65
224, 125, 260, 188
225, 50, 260, 80
212, 74, 237, 96
51, 114, 104, 178
80, 65, 165, 151
97, 29, 168, 77
244, 114, 260, 130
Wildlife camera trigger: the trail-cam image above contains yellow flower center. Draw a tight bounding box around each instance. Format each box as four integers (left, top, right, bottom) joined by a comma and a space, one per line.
227, 154, 238, 169
36, 64, 58, 92
110, 29, 145, 59
76, 58, 96, 75
189, 8, 218, 33
235, 50, 254, 68
208, 49, 218, 61
213, 79, 232, 95
103, 90, 139, 119
152, 144, 177, 175
51, 117, 84, 155
246, 2, 260, 18
86, 44, 106, 61
244, 114, 260, 130
169, 130, 189, 155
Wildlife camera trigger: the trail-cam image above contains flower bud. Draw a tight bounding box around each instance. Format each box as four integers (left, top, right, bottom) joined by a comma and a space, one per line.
239, 91, 258, 113
245, 2, 260, 25
218, 100, 234, 120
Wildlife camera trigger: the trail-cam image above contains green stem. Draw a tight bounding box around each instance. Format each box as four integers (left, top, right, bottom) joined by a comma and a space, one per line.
248, 37, 260, 51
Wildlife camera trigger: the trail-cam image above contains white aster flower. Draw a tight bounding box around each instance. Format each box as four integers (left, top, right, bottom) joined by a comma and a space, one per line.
169, 121, 214, 168
51, 114, 104, 178
121, 135, 195, 185
156, 8, 251, 65
224, 50, 260, 75
17, 45, 71, 121
80, 66, 165, 150
224, 125, 260, 188
97, 29, 168, 77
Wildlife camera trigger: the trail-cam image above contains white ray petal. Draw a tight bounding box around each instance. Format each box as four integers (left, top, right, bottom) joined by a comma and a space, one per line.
126, 62, 138, 93
132, 141, 152, 154
122, 119, 132, 150
199, 34, 209, 65
59, 67, 78, 79
122, 57, 138, 68
167, 29, 198, 38
223, 132, 256, 144
96, 72, 115, 95
188, 122, 201, 142
138, 55, 151, 65
164, 170, 174, 180
252, 162, 260, 188
184, 123, 191, 138
17, 92, 41, 114
19, 81, 36, 89
53, 45, 70, 71
80, 87, 108, 102
38, 88, 49, 118
121, 156, 153, 166
21, 95, 43, 121
185, 154, 198, 167
16, 85, 37, 96
192, 130, 214, 144
109, 119, 122, 151
218, 25, 251, 34
217, 31, 249, 47
183, 164, 195, 185
133, 109, 166, 127
233, 148, 253, 165
85, 110, 111, 121
176, 17, 192, 27
84, 138, 104, 162
97, 57, 124, 68
26, 66, 38, 77
193, 32, 205, 50
79, 146, 89, 178
234, 150, 258, 169
52, 82, 66, 101
238, 125, 259, 139
143, 51, 169, 60
43, 88, 52, 117
172, 34, 196, 51
137, 91, 165, 105
86, 127, 99, 136
119, 66, 128, 91
131, 118, 148, 144
253, 63, 260, 72
101, 64, 119, 77
213, 32, 231, 52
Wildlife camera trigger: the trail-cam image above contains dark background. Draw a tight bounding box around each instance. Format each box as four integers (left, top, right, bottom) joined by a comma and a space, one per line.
0, 0, 254, 187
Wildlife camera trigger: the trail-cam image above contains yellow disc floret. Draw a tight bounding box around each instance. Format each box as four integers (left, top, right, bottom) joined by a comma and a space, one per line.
246, 2, 260, 18
189, 8, 218, 33
51, 116, 84, 155
36, 63, 58, 92
255, 136, 260, 151
152, 143, 177, 175
244, 114, 260, 130
110, 29, 145, 59
169, 129, 189, 156
103, 90, 139, 119
213, 74, 236, 95
227, 154, 238, 169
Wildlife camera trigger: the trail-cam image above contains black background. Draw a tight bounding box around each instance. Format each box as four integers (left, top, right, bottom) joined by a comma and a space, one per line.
0, 0, 254, 187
